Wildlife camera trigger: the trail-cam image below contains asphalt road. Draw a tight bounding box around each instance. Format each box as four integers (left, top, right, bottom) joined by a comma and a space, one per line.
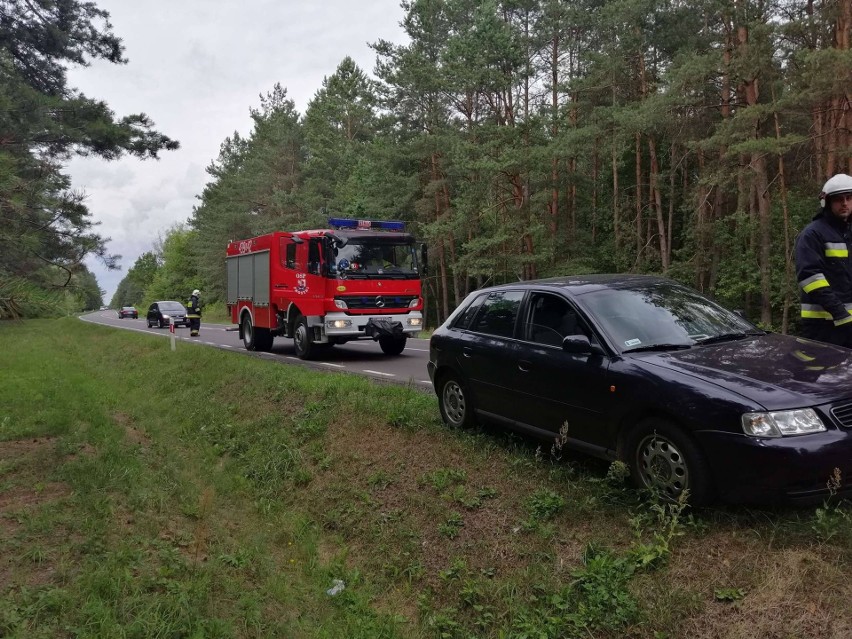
80, 311, 435, 391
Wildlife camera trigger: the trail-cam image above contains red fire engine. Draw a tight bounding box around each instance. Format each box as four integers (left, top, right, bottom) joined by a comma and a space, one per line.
225, 218, 426, 358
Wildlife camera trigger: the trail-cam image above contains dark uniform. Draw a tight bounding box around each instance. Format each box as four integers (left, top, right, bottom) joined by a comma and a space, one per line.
795, 209, 852, 347
187, 291, 202, 337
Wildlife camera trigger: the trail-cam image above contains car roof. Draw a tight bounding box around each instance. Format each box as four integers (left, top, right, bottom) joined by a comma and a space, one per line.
155, 300, 184, 305
472, 274, 678, 297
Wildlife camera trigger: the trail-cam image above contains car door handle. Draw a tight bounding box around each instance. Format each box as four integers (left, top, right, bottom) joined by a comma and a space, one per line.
518, 360, 531, 372
462, 347, 473, 358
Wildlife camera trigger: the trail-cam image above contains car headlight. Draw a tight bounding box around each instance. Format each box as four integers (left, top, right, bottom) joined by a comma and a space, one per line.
409, 298, 420, 308
407, 317, 422, 326
162, 314, 170, 319
326, 319, 351, 329
741, 409, 826, 438
334, 299, 348, 310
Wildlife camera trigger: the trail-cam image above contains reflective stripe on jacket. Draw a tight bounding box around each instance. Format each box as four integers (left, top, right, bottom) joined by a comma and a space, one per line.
795, 210, 852, 326
187, 294, 201, 318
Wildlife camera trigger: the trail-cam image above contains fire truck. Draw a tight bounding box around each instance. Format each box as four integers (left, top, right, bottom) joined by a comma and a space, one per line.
225, 218, 426, 359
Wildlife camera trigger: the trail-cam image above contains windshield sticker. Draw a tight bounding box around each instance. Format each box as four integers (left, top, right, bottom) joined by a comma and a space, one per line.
624, 338, 642, 347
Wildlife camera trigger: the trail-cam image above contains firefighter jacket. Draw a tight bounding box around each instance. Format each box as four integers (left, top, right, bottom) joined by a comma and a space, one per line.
187, 294, 201, 318
795, 209, 852, 327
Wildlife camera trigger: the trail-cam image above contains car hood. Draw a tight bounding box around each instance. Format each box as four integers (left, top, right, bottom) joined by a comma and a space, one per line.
637, 333, 852, 410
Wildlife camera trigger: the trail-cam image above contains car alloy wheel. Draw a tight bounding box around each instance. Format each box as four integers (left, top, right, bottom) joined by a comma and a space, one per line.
626, 417, 711, 506
636, 434, 689, 499
439, 374, 475, 429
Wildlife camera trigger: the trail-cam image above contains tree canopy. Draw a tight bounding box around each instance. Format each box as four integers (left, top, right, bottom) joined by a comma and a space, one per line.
111, 0, 852, 331
0, 0, 178, 318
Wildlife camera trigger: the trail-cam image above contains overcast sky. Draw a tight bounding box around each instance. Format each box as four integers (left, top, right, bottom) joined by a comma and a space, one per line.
67, 1, 408, 304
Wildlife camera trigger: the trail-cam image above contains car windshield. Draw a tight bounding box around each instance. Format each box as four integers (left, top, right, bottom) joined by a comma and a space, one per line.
159, 303, 184, 312
581, 282, 761, 352
328, 240, 419, 280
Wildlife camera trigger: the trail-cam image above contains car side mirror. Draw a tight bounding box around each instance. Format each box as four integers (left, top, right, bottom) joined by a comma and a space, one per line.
562, 334, 602, 355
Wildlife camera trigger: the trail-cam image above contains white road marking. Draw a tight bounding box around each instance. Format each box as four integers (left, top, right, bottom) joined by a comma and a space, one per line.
79, 315, 433, 388
345, 341, 429, 353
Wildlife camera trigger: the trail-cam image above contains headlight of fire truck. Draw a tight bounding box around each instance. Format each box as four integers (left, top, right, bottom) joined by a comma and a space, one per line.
327, 319, 352, 329
407, 318, 422, 327
408, 298, 420, 308
334, 299, 348, 310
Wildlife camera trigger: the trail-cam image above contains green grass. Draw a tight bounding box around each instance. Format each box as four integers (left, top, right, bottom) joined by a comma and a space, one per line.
1, 318, 851, 638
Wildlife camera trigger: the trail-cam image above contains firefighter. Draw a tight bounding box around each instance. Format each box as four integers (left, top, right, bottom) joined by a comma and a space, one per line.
187, 288, 202, 337
795, 173, 852, 347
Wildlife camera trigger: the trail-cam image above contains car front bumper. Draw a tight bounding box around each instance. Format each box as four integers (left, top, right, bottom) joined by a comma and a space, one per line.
696, 428, 852, 504
322, 311, 423, 338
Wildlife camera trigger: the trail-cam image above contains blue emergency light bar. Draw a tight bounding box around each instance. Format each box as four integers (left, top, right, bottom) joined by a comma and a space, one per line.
327, 217, 405, 231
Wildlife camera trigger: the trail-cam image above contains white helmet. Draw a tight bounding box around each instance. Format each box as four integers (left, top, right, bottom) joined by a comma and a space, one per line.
192, 289, 200, 296
820, 173, 852, 207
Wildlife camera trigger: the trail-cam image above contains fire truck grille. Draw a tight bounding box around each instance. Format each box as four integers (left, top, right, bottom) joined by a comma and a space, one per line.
830, 401, 852, 428
338, 295, 417, 310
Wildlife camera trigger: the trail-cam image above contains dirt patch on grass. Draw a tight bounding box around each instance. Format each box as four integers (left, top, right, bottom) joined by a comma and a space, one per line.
0, 481, 71, 511
677, 546, 852, 638
114, 411, 151, 448
0, 436, 75, 591
313, 420, 597, 591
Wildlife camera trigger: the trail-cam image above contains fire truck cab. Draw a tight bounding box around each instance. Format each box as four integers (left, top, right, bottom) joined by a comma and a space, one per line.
225, 218, 426, 359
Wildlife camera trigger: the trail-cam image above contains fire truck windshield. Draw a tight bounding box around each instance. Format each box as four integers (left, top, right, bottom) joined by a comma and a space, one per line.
328, 241, 419, 279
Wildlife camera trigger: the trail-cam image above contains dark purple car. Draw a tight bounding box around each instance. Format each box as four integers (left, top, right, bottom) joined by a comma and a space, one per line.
427, 274, 852, 505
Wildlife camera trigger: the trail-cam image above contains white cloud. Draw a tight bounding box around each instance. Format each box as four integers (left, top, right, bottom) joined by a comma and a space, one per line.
71, 0, 407, 303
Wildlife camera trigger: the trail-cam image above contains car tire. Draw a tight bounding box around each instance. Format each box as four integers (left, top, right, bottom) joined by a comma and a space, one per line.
147, 320, 152, 328
438, 372, 476, 429
158, 319, 165, 329
293, 315, 314, 359
624, 417, 712, 506
378, 336, 407, 356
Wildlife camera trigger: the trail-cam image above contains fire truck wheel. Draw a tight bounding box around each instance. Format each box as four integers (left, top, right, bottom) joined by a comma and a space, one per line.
241, 314, 273, 351
293, 316, 315, 359
378, 336, 407, 356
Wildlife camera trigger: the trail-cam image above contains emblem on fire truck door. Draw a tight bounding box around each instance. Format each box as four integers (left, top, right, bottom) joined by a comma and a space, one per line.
295, 273, 308, 295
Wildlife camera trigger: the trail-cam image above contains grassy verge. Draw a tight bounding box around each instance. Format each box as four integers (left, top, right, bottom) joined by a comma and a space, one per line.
1, 318, 851, 638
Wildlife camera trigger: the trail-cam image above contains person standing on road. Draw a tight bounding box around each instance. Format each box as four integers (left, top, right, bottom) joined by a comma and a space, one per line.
795, 173, 852, 347
187, 289, 202, 337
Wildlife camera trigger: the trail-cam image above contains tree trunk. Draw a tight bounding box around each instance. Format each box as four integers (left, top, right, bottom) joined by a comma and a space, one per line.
774, 104, 793, 334
648, 135, 669, 271
635, 132, 643, 265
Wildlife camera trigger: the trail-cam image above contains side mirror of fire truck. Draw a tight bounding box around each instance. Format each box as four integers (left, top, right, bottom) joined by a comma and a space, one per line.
420, 243, 428, 275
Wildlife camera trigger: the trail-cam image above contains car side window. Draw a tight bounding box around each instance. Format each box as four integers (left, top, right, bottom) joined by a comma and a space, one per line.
525, 293, 586, 347
470, 291, 524, 338
308, 239, 322, 275
284, 243, 297, 269
149, 304, 156, 312
452, 294, 487, 330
